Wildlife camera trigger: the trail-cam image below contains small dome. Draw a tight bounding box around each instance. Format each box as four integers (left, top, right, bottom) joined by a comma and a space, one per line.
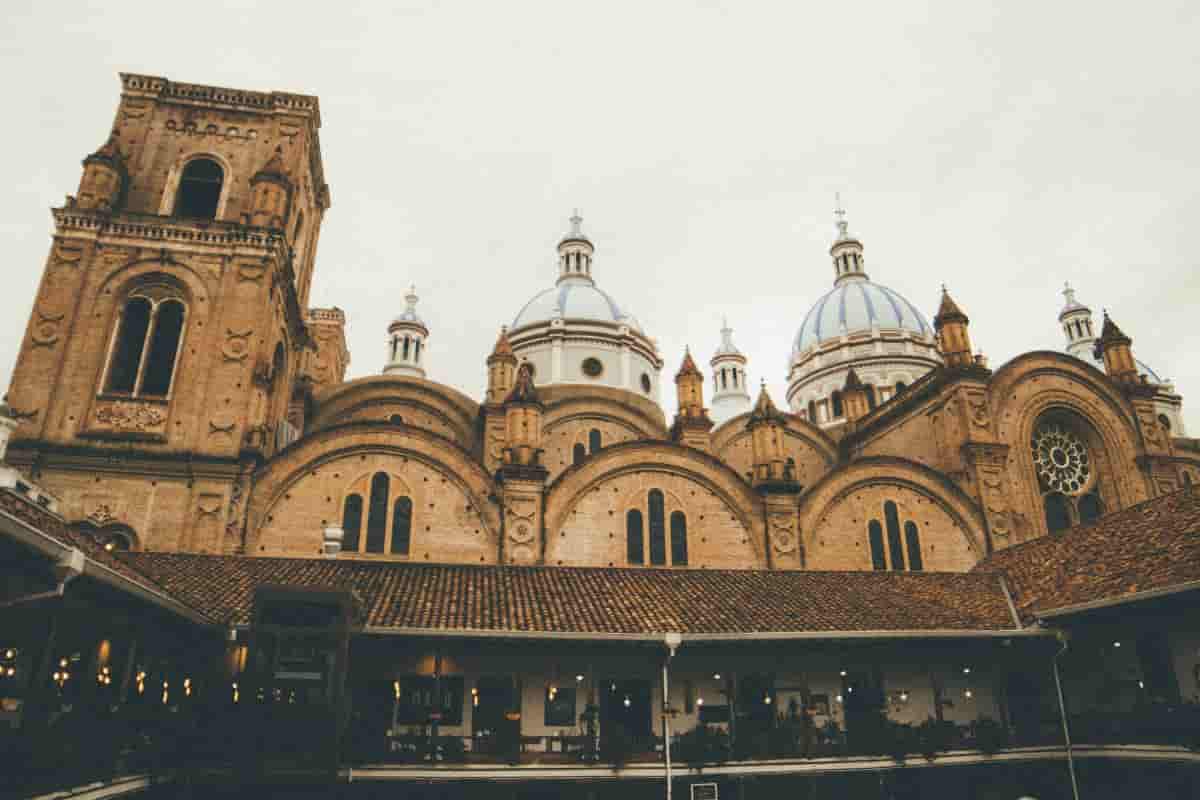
512, 282, 640, 331
390, 286, 425, 328
793, 279, 931, 355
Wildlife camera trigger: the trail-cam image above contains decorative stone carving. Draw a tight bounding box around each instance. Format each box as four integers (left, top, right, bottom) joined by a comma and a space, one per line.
237, 262, 266, 283
209, 413, 237, 436
30, 311, 64, 348
93, 399, 167, 433
51, 242, 84, 268
222, 329, 253, 362
88, 503, 117, 525
197, 494, 223, 517
768, 513, 797, 554
965, 391, 991, 429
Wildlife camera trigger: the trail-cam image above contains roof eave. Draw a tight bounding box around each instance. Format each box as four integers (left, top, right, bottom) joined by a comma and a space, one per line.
1033, 580, 1200, 620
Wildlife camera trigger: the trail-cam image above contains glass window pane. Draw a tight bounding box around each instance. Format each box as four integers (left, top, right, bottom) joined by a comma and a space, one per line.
365, 473, 389, 553
868, 520, 886, 570
904, 521, 923, 571
884, 501, 905, 570
140, 301, 185, 396
648, 490, 666, 565
670, 511, 688, 566
391, 496, 412, 555
105, 298, 152, 393
342, 494, 363, 552
626, 510, 644, 565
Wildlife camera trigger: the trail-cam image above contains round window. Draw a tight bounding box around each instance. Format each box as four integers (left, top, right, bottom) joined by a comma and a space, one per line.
1032, 423, 1092, 495
582, 357, 603, 378
640, 373, 652, 393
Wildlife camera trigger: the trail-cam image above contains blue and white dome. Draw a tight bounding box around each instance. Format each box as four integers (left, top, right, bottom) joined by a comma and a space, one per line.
792, 279, 931, 356
512, 281, 641, 331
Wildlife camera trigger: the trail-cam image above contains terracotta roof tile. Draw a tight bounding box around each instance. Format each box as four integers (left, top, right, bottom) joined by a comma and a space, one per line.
975, 487, 1200, 618
118, 552, 1016, 635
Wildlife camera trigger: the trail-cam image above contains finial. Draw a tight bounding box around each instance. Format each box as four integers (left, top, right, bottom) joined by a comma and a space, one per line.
405, 285, 418, 309
569, 208, 583, 237
834, 193, 849, 240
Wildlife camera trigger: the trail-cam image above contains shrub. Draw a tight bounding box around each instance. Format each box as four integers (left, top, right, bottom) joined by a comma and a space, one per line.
674, 724, 730, 767
973, 716, 1008, 754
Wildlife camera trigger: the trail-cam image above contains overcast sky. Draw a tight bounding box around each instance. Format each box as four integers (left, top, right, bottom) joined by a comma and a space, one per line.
2, 1, 1198, 431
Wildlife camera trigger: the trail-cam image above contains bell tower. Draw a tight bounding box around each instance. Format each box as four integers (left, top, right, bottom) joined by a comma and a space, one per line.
4, 73, 332, 555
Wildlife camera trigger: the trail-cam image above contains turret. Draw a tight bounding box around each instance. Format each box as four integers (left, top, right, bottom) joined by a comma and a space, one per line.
840, 369, 871, 423
747, 384, 793, 486
76, 130, 127, 211
710, 319, 751, 425
383, 287, 429, 378
1094, 311, 1139, 384
671, 349, 714, 451
502, 363, 545, 467
557, 209, 595, 285
933, 287, 973, 369
1059, 282, 1096, 358
486, 327, 518, 404
245, 146, 291, 229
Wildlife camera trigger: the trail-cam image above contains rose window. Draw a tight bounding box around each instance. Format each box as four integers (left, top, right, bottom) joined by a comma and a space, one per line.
1031, 424, 1091, 495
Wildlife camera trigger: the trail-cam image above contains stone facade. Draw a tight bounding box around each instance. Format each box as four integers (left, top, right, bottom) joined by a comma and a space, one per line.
6, 73, 1200, 577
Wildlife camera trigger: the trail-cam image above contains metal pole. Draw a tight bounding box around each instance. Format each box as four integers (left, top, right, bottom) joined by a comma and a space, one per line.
1051, 637, 1081, 800
662, 656, 672, 800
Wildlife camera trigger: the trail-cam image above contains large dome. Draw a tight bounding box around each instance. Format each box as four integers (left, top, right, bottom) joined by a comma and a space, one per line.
512, 280, 641, 332
793, 279, 931, 355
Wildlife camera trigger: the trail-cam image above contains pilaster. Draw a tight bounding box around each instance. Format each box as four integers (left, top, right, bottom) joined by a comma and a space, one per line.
496, 465, 548, 565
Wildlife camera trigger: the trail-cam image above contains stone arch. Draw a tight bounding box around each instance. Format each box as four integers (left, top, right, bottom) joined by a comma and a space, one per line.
799, 457, 988, 570
989, 354, 1149, 539
311, 375, 480, 451
158, 150, 236, 220
544, 441, 765, 568
245, 422, 499, 561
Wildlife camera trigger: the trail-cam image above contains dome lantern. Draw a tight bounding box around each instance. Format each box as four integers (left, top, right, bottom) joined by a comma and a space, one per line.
710, 317, 751, 425
557, 209, 595, 286
830, 194, 868, 285
383, 285, 429, 378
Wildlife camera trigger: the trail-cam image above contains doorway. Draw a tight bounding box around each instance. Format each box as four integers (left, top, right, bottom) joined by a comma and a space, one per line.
600, 678, 652, 751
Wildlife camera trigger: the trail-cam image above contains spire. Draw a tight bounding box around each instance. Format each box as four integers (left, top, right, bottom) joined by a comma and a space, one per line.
1096, 310, 1130, 348
404, 284, 419, 316
843, 368, 865, 391
749, 383, 787, 426
490, 326, 515, 360
505, 361, 541, 405
251, 145, 291, 186
1093, 310, 1138, 383
676, 347, 703, 380
933, 285, 968, 328
829, 195, 868, 284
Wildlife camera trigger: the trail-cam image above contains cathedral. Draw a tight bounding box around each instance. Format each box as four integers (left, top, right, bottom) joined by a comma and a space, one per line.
2, 73, 1198, 795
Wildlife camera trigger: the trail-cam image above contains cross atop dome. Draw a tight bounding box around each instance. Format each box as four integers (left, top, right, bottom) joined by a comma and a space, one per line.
834, 192, 850, 241
557, 208, 595, 285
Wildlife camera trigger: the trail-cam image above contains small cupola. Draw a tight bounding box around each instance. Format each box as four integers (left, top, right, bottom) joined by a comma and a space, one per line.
1059, 282, 1097, 359
557, 210, 595, 286
830, 195, 868, 285
383, 286, 430, 378
710, 318, 751, 424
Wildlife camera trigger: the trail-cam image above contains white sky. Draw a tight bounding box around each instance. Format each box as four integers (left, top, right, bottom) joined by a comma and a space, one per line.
2, 1, 1198, 431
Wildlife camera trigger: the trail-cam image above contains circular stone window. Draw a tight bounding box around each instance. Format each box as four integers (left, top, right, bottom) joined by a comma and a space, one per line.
640, 373, 652, 393
1032, 423, 1092, 495
582, 357, 604, 378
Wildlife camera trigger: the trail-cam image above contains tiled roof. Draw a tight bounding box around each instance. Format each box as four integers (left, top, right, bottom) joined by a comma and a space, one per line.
975, 487, 1200, 618
118, 552, 1017, 635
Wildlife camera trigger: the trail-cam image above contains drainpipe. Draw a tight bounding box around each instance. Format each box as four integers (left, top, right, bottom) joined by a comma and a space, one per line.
663, 633, 682, 800
1051, 630, 1081, 800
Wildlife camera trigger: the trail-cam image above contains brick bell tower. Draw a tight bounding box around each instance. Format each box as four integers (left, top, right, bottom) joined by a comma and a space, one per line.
4, 74, 332, 555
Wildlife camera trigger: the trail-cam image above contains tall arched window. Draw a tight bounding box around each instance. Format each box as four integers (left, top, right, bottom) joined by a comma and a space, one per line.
669, 511, 688, 566
573, 443, 586, 466
721, 370, 727, 390
105, 298, 151, 394
904, 521, 923, 571
402, 337, 410, 359
391, 496, 413, 555
831, 391, 844, 419
865, 385, 877, 410
588, 428, 602, 454
342, 494, 363, 552
647, 489, 666, 566
365, 472, 389, 553
884, 501, 905, 570
894, 381, 907, 396
808, 400, 817, 422
1077, 491, 1104, 525
1044, 493, 1071, 533
104, 291, 187, 398
174, 158, 223, 219
868, 521, 886, 570
626, 509, 644, 565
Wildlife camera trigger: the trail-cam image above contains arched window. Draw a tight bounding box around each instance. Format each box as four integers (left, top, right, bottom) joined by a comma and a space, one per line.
140, 300, 185, 396
831, 391, 844, 419
391, 496, 413, 555
365, 472, 389, 553
391, 337, 399, 360
104, 292, 187, 398
884, 501, 905, 570
174, 158, 223, 219
868, 521, 886, 570
721, 370, 727, 390
105, 298, 151, 394
588, 428, 602, 455
341, 494, 363, 552
626, 509, 644, 565
1078, 491, 1104, 525
1157, 414, 1171, 433
894, 381, 907, 396
647, 489, 666, 566
669, 511, 688, 566
573, 443, 586, 466
402, 337, 410, 359
1044, 493, 1071, 533
904, 521, 923, 571
865, 384, 877, 410
414, 340, 422, 362
389, 414, 403, 425
808, 400, 817, 422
